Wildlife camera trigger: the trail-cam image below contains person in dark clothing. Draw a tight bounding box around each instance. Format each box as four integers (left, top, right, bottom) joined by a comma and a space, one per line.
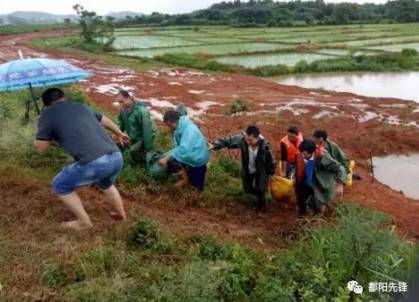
34, 88, 129, 229
211, 126, 276, 210
295, 139, 346, 217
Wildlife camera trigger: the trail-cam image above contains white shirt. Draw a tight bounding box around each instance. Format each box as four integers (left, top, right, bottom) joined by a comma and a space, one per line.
248, 146, 259, 174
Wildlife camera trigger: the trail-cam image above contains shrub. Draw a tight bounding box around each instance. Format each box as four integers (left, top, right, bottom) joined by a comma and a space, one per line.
192, 235, 256, 301
251, 64, 291, 77
155, 53, 205, 69
401, 48, 418, 57
230, 97, 250, 114
252, 202, 419, 302
294, 59, 310, 73
129, 215, 174, 254
217, 153, 241, 178
205, 60, 232, 72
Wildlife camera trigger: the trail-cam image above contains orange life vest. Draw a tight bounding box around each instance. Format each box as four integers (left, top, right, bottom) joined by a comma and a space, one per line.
280, 133, 303, 164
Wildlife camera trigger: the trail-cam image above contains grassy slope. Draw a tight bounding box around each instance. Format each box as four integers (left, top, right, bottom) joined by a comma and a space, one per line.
0, 78, 418, 301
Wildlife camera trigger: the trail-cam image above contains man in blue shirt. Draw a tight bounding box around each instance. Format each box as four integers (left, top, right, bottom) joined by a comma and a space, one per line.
34, 88, 129, 229
295, 139, 346, 217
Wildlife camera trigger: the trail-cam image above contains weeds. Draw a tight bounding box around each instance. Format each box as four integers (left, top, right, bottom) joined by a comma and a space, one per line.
230, 97, 250, 114
252, 202, 419, 302
41, 263, 68, 289
155, 52, 233, 73
129, 215, 174, 254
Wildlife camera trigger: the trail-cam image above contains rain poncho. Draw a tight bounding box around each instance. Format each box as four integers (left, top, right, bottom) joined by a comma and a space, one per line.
118, 101, 156, 151
169, 116, 210, 167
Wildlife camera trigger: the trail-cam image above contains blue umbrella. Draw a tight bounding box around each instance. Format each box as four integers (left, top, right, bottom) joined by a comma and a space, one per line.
0, 58, 91, 114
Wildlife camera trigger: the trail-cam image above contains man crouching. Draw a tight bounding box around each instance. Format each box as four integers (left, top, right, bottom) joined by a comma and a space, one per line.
34, 88, 128, 229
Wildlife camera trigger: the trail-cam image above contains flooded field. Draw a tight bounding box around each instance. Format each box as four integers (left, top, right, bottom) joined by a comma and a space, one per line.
117, 43, 290, 58
373, 154, 419, 200
274, 72, 419, 102
216, 53, 336, 68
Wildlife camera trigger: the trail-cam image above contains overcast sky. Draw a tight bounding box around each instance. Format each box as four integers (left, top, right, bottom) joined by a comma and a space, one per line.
1, 0, 389, 15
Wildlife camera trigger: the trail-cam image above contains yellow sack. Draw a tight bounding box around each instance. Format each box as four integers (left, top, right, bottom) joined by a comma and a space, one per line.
271, 176, 296, 203
346, 160, 356, 186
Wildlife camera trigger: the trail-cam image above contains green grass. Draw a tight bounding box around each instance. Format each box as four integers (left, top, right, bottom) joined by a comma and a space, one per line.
1, 202, 413, 301
30, 33, 166, 72
0, 80, 418, 302
0, 23, 72, 35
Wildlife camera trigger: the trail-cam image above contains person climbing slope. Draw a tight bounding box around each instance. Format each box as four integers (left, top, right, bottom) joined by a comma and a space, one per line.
34, 88, 128, 229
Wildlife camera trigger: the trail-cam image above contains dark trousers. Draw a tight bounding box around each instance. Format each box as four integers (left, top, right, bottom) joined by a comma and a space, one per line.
167, 158, 207, 191
296, 182, 314, 215
244, 173, 266, 209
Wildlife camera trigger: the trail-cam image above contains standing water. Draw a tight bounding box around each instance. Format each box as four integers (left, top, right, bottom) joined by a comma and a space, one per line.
274, 72, 419, 103
373, 154, 419, 200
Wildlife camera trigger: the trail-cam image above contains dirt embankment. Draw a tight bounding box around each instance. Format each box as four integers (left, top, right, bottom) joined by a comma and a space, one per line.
1, 30, 419, 246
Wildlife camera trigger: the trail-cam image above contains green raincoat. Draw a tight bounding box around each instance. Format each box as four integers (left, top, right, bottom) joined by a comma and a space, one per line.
118, 101, 156, 151
296, 151, 347, 207
324, 140, 350, 173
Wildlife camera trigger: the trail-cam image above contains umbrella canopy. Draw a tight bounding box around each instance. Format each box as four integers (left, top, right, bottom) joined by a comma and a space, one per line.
0, 58, 91, 92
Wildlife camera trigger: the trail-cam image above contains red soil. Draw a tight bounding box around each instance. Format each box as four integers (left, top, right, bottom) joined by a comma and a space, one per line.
1, 30, 419, 248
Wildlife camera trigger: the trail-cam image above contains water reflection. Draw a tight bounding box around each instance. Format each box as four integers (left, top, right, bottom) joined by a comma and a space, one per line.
274, 72, 419, 102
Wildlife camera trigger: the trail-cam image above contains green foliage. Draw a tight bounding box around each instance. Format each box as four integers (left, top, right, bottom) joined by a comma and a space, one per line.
230, 97, 250, 114
294, 59, 310, 73
155, 53, 233, 73
193, 236, 256, 301
217, 153, 241, 178
252, 203, 419, 302
41, 263, 68, 289
115, 0, 419, 27
251, 63, 291, 77
117, 157, 149, 186
205, 60, 232, 72
75, 245, 126, 281
130, 215, 174, 254
73, 4, 115, 50
68, 274, 140, 302
303, 52, 419, 73
154, 126, 174, 152
156, 52, 206, 68
200, 156, 241, 206
402, 48, 418, 56
0, 24, 69, 36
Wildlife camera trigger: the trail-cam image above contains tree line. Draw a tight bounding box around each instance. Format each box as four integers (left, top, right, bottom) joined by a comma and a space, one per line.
117, 0, 419, 27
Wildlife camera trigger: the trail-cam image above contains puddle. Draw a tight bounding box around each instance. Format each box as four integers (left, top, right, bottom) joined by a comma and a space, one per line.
189, 90, 206, 95
94, 84, 135, 95
373, 154, 419, 200
274, 72, 419, 103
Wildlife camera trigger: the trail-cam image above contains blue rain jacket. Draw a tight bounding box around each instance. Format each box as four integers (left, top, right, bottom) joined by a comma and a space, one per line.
170, 116, 210, 167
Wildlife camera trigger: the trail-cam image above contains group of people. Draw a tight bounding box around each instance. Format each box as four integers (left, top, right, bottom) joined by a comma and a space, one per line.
34, 88, 350, 229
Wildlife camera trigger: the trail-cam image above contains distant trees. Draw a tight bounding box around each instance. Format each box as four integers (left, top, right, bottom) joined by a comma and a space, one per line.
387, 0, 417, 22
115, 0, 419, 27
73, 4, 115, 47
